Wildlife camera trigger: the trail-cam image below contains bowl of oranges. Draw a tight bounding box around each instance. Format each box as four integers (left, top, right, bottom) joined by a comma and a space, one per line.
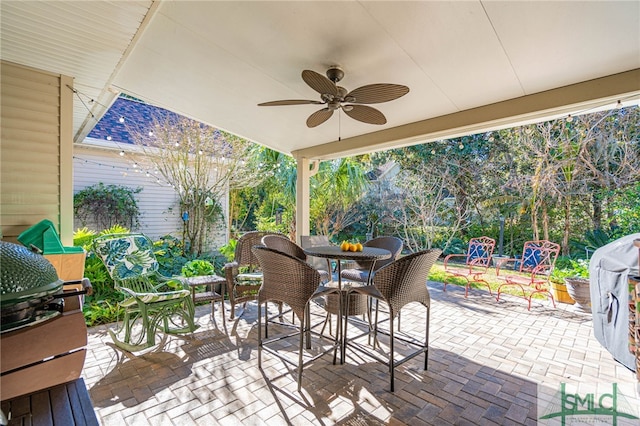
340, 241, 363, 252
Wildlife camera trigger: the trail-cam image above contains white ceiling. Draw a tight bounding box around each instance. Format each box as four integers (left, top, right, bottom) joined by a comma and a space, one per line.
2, 1, 639, 159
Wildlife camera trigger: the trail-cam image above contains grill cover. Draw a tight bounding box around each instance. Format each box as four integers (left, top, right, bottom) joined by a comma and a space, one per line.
589, 233, 640, 371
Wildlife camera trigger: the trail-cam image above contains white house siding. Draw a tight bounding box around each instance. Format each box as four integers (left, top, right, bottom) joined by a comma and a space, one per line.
0, 61, 74, 243
73, 142, 228, 250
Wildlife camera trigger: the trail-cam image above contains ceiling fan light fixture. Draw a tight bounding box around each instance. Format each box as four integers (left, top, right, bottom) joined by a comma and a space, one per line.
258, 67, 409, 127
326, 66, 344, 83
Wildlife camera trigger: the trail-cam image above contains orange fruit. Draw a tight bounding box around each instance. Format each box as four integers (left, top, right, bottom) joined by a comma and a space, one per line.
355, 243, 363, 252
349, 243, 357, 252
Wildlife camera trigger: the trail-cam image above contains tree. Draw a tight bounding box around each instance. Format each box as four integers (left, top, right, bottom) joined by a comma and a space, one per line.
310, 158, 369, 239
231, 148, 369, 240
129, 115, 264, 255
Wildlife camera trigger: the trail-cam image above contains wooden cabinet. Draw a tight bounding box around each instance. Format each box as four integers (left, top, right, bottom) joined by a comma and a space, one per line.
0, 292, 87, 401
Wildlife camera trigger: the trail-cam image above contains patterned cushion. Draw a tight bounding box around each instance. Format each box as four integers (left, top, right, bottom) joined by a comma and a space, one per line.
120, 289, 191, 307
522, 246, 542, 269
467, 243, 488, 263
236, 272, 263, 283
94, 234, 158, 280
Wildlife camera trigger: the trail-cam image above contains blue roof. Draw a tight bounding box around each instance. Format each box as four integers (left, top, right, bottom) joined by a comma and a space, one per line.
87, 97, 180, 144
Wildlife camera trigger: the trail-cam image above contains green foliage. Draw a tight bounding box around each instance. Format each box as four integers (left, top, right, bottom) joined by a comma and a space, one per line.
72, 227, 96, 249
219, 239, 237, 262
153, 235, 192, 276
82, 256, 117, 301
74, 183, 141, 230
181, 259, 215, 277
435, 237, 466, 256
609, 182, 640, 237
83, 300, 122, 326
583, 229, 613, 248
551, 258, 589, 282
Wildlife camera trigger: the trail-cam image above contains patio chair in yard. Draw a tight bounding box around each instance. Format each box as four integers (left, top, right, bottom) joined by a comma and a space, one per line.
252, 246, 340, 391
496, 240, 561, 310
443, 236, 496, 297
93, 233, 197, 352
224, 231, 283, 319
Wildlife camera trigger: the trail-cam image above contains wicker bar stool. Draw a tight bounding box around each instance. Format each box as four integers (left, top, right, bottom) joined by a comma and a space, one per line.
344, 249, 441, 392
252, 246, 340, 391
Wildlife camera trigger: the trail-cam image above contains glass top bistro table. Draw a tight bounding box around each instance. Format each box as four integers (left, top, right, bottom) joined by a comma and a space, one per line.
302, 245, 391, 362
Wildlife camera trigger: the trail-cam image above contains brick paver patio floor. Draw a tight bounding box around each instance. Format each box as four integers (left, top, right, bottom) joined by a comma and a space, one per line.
82, 282, 638, 425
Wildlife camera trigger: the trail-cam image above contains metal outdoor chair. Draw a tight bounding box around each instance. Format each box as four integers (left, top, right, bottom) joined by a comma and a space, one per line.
92, 233, 197, 352
224, 231, 283, 319
496, 240, 561, 310
344, 249, 441, 392
443, 236, 496, 297
252, 246, 340, 391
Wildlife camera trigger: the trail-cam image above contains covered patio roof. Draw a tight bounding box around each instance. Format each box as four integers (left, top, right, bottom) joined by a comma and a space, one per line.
2, 1, 639, 161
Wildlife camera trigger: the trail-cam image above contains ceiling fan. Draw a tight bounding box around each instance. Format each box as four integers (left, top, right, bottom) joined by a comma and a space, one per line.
258, 67, 409, 128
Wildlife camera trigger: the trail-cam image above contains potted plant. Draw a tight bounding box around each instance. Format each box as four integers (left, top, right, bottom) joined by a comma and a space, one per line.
551, 259, 590, 311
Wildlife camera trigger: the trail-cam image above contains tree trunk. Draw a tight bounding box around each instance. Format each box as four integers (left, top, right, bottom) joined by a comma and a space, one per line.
562, 198, 571, 255
541, 201, 549, 241
592, 192, 602, 230
531, 200, 539, 241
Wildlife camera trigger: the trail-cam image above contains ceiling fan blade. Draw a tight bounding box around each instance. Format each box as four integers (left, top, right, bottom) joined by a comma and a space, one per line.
306, 108, 334, 128
346, 84, 409, 104
302, 70, 338, 96
343, 105, 387, 125
258, 99, 324, 106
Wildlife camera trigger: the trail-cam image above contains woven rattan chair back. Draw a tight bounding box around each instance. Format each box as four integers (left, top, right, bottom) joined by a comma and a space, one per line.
253, 246, 321, 321
357, 236, 404, 271
235, 231, 282, 272
372, 249, 441, 318
262, 235, 306, 261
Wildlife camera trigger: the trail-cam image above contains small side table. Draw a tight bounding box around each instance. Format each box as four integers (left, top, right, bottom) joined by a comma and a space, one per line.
185, 275, 226, 328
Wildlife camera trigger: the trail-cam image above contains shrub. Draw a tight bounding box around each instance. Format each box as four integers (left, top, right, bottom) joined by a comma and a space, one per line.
74, 183, 141, 230
153, 235, 192, 276
182, 259, 215, 277
551, 258, 589, 283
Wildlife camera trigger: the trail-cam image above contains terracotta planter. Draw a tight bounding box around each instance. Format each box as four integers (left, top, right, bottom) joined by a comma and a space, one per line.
564, 277, 591, 312
551, 281, 574, 305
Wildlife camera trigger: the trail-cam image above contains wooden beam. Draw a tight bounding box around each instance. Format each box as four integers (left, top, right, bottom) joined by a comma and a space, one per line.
292, 69, 640, 160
